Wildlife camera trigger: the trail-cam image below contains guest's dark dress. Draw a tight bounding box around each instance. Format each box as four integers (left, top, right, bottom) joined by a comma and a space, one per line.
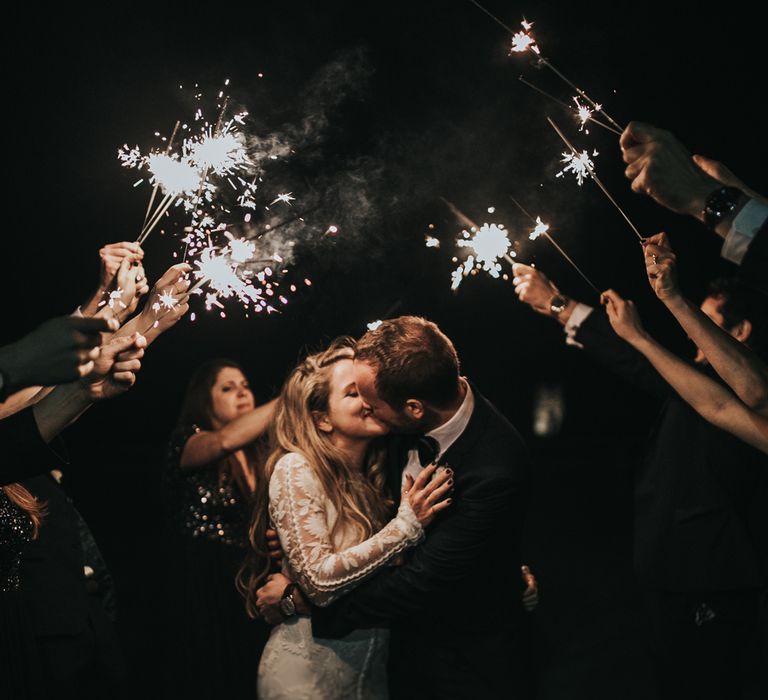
0, 490, 42, 700
161, 424, 269, 699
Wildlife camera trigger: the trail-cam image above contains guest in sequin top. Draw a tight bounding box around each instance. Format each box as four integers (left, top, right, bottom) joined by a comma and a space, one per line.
161, 358, 276, 699
1, 483, 47, 698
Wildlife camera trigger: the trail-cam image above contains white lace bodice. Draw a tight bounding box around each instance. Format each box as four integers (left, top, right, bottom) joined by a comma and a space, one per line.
268, 451, 424, 606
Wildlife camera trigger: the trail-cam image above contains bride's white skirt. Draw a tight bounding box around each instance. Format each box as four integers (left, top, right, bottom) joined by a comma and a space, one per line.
257, 616, 389, 700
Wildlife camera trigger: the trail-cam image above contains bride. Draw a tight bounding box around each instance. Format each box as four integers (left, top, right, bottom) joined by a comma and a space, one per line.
239, 337, 452, 699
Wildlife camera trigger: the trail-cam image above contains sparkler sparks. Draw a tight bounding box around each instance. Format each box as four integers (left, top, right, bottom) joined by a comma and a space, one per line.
451, 223, 515, 289
528, 216, 550, 240
556, 150, 597, 187
510, 19, 540, 55
573, 97, 597, 132
98, 288, 128, 311
270, 192, 295, 206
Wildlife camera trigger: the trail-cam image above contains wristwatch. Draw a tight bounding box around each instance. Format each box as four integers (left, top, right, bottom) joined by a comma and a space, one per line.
549, 294, 568, 315
703, 186, 743, 230
279, 583, 299, 618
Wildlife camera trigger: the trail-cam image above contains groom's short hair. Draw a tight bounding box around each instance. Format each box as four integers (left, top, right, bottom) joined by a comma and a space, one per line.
355, 316, 461, 409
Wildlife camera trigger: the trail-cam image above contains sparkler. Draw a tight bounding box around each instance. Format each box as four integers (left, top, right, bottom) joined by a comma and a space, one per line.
547, 117, 644, 241
467, 2, 625, 132
440, 197, 520, 290
510, 196, 600, 293
516, 77, 621, 136
556, 149, 597, 187
270, 192, 295, 206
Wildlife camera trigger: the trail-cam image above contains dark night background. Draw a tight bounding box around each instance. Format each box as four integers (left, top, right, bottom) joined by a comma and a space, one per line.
5, 3, 766, 697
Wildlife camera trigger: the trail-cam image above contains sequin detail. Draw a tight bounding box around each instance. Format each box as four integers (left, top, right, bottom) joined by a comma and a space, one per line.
0, 490, 33, 592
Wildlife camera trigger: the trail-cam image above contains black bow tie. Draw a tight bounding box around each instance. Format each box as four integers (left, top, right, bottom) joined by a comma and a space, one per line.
413, 435, 439, 467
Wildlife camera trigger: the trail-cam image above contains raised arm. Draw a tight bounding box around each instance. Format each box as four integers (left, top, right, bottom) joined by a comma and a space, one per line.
179, 398, 278, 470
602, 289, 768, 453
643, 233, 768, 414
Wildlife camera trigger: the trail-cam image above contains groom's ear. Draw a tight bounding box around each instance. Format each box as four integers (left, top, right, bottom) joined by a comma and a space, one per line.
404, 399, 424, 420
311, 410, 333, 434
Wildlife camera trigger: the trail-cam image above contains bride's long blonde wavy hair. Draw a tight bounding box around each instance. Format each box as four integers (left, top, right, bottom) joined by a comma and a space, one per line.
237, 337, 392, 618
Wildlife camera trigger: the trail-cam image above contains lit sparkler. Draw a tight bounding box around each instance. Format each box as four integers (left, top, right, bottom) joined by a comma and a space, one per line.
556, 149, 597, 187
270, 192, 296, 206
516, 76, 622, 136
510, 196, 600, 294
548, 117, 644, 241
467, 2, 625, 132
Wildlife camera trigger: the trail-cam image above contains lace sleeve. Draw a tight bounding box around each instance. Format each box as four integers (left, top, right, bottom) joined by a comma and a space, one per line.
269, 452, 424, 607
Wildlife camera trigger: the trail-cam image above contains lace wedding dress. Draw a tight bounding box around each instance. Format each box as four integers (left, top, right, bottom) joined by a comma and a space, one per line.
257, 452, 424, 699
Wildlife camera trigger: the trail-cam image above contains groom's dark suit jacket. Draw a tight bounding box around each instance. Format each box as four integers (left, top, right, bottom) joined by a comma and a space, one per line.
312, 385, 530, 699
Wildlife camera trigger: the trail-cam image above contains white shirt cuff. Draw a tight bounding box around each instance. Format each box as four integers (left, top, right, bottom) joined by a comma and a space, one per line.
71, 306, 84, 318
564, 303, 594, 349
721, 198, 768, 265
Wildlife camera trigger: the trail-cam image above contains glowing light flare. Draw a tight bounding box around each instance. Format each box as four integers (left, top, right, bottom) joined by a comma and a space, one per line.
556, 150, 598, 187
367, 320, 383, 331
528, 216, 550, 241
270, 192, 295, 206
425, 236, 440, 248
457, 223, 511, 278
147, 153, 201, 196
510, 20, 540, 55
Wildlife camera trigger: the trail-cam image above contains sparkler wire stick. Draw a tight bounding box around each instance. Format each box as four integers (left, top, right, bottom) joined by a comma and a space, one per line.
547, 117, 644, 241
138, 193, 176, 244
509, 196, 600, 293
141, 120, 181, 233
467, 0, 625, 131
184, 96, 231, 263
517, 76, 622, 137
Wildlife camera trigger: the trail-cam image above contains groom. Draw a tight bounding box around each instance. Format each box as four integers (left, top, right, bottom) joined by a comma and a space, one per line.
312, 316, 532, 698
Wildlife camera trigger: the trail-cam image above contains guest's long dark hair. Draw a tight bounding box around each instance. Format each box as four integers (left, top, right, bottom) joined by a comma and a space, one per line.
175, 358, 266, 495
176, 358, 246, 431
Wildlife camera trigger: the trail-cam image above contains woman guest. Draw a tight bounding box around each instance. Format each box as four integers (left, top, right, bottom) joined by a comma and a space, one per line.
239, 338, 452, 699
163, 359, 276, 698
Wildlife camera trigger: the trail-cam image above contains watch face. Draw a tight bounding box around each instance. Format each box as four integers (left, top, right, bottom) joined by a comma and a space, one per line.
280, 596, 296, 617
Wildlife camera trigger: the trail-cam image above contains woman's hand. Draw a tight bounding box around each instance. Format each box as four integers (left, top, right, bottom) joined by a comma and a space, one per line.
137, 264, 191, 337
642, 232, 680, 303
402, 463, 453, 527
601, 289, 648, 346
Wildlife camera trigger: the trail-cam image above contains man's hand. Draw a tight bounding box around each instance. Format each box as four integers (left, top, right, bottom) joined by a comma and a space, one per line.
255, 573, 310, 625
601, 289, 647, 346
512, 264, 559, 314
620, 122, 720, 219
642, 232, 681, 303
83, 332, 146, 401
0, 316, 119, 392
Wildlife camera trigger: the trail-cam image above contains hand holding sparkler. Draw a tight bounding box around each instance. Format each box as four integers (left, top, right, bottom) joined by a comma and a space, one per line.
512, 263, 576, 323
94, 257, 150, 325
642, 233, 681, 303
621, 122, 730, 222
601, 289, 647, 347
117, 264, 191, 345
82, 332, 147, 402
81, 241, 145, 317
